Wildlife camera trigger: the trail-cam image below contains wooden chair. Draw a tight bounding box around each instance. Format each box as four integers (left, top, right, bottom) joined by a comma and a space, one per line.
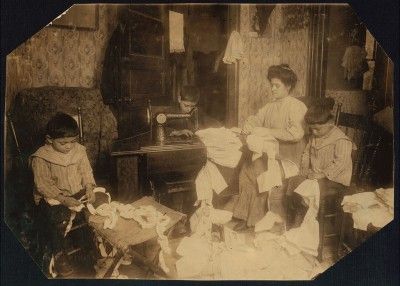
316, 102, 382, 261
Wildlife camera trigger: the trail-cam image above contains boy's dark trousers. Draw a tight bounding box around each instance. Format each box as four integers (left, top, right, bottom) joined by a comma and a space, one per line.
35, 190, 88, 262
286, 176, 345, 229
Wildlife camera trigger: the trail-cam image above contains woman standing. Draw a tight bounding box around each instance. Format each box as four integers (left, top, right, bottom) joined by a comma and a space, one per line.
233, 64, 307, 231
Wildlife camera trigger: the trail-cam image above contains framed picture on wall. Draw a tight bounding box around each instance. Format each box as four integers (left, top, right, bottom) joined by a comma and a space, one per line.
50, 4, 99, 31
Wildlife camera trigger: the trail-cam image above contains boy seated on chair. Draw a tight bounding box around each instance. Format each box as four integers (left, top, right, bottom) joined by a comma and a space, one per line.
30, 112, 96, 277
286, 98, 355, 229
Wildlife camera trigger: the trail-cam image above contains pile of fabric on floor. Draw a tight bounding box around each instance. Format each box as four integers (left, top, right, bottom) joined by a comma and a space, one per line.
174, 128, 323, 280
174, 198, 323, 280
341, 187, 394, 231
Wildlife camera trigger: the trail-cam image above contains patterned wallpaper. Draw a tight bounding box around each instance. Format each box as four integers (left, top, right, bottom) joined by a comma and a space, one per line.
6, 4, 119, 111
237, 5, 310, 126
326, 89, 367, 146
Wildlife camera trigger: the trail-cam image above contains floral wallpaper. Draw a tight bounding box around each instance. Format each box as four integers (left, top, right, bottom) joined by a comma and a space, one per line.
237, 5, 310, 127
6, 4, 119, 111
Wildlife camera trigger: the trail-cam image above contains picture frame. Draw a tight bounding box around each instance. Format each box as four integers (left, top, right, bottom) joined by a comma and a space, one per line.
50, 4, 99, 31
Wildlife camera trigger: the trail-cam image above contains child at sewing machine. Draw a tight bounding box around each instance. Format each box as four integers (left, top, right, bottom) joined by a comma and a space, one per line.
286, 98, 355, 228
169, 85, 220, 138
30, 112, 97, 277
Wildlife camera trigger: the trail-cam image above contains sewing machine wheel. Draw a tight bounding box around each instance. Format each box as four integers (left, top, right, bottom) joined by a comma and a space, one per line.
156, 113, 167, 124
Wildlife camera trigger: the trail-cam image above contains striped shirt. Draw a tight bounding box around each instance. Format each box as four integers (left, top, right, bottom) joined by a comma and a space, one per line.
300, 126, 355, 186
30, 143, 96, 204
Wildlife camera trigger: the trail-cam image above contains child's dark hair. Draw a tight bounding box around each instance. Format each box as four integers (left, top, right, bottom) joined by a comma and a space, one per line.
267, 64, 298, 92
46, 112, 79, 139
304, 97, 336, 125
181, 85, 200, 103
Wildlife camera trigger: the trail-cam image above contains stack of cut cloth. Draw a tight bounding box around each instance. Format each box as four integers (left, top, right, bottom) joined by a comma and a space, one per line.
255, 179, 321, 258
341, 187, 394, 231
194, 127, 243, 203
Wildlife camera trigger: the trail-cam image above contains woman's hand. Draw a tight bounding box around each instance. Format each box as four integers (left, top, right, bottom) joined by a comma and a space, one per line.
307, 172, 326, 180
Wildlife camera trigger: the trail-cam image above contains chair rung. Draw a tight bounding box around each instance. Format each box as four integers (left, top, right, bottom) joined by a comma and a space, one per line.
323, 214, 338, 218
70, 222, 87, 231
342, 243, 353, 252
323, 233, 339, 238
67, 247, 82, 256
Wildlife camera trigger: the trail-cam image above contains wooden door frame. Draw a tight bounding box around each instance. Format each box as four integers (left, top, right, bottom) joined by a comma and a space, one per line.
225, 4, 240, 127
306, 5, 329, 98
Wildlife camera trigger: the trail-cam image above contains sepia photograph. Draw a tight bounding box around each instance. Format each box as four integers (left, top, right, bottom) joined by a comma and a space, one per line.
3, 2, 396, 281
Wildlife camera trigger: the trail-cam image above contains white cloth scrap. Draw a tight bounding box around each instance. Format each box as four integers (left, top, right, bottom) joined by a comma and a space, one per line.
195, 160, 228, 202
284, 179, 320, 257
223, 30, 244, 64
254, 211, 283, 233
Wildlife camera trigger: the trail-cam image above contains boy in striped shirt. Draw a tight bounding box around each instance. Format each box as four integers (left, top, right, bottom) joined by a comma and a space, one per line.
286, 98, 355, 229
30, 112, 96, 276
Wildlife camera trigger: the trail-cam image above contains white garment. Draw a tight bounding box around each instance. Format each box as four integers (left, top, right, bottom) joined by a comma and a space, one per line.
223, 31, 244, 64
169, 11, 185, 53
246, 133, 283, 193
281, 159, 299, 179
256, 160, 282, 194
196, 127, 242, 168
284, 179, 320, 257
195, 160, 228, 202
341, 45, 367, 80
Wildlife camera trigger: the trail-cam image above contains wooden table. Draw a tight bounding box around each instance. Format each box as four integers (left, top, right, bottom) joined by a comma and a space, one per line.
110, 133, 206, 204
87, 196, 186, 278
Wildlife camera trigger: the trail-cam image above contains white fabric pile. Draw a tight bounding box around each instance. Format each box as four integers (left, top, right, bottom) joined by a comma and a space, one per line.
341, 188, 394, 230
195, 127, 243, 203
195, 127, 243, 169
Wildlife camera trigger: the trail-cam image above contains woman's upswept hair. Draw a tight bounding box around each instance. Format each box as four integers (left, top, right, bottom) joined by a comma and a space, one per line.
304, 97, 336, 125
267, 64, 298, 92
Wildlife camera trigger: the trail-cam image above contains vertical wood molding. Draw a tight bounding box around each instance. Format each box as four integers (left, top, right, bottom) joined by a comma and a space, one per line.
226, 4, 240, 127
307, 5, 329, 98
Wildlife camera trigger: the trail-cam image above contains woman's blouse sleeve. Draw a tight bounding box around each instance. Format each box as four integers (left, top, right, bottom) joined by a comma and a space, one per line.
242, 107, 266, 134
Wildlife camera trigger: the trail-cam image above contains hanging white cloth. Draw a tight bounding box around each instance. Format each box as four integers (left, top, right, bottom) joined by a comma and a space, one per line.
169, 11, 185, 53
223, 30, 244, 64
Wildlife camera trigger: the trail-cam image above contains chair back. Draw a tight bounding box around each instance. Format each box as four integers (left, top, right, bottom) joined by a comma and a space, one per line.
334, 103, 382, 187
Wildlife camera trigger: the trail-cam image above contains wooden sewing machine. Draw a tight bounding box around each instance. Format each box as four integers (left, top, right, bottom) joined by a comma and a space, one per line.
111, 102, 206, 213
